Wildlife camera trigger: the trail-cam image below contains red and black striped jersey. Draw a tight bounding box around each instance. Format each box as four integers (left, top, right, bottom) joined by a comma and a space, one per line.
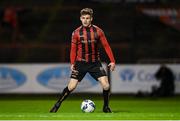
70, 24, 115, 64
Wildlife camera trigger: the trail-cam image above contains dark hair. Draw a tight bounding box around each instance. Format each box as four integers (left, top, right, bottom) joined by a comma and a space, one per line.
80, 8, 93, 17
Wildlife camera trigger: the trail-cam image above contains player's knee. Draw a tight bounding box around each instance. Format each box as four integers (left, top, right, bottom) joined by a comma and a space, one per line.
68, 79, 78, 91
68, 83, 77, 91
68, 85, 76, 91
103, 83, 110, 90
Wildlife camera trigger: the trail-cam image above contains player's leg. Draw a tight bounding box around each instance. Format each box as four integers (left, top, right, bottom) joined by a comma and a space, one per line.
89, 61, 112, 113
98, 76, 112, 113
50, 61, 86, 112
50, 78, 79, 112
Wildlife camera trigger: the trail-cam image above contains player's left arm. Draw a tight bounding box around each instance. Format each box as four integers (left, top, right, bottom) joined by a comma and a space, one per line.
99, 29, 115, 71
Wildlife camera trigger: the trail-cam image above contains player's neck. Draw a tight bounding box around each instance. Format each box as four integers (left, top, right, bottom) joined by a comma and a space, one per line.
82, 24, 92, 28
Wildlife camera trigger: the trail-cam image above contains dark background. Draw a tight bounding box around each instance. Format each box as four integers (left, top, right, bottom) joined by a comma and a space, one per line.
0, 0, 179, 64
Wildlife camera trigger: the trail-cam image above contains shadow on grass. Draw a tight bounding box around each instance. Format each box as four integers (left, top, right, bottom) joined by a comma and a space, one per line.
96, 110, 131, 113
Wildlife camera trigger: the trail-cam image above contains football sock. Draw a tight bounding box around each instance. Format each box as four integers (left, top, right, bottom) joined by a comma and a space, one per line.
103, 89, 110, 107
57, 86, 71, 104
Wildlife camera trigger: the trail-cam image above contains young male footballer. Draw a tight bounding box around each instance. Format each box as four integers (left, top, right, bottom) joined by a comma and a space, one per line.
50, 8, 115, 113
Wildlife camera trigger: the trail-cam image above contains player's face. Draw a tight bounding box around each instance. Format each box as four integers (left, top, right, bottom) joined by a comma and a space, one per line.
80, 14, 93, 27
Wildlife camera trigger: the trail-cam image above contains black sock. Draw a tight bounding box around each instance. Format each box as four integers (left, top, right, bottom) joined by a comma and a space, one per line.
56, 86, 71, 105
103, 89, 110, 107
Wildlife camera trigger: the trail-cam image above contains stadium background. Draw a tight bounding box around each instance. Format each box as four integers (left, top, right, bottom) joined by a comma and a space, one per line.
0, 0, 180, 120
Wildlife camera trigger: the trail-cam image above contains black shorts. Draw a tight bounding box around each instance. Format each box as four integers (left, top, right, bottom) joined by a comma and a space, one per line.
70, 61, 107, 82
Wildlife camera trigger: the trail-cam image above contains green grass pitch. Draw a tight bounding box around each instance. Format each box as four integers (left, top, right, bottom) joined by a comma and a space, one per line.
0, 94, 180, 120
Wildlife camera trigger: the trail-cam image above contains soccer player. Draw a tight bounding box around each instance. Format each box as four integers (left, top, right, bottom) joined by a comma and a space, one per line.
50, 8, 115, 113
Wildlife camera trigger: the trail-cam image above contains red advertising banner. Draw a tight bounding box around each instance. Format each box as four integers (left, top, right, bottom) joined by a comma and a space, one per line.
138, 7, 180, 31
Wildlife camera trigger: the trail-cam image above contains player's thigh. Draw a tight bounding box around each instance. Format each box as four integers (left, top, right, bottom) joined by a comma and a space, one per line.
67, 78, 79, 91
89, 61, 107, 80
70, 61, 87, 82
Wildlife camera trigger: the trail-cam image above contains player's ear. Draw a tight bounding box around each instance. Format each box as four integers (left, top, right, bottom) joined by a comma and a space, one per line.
80, 16, 83, 22
91, 17, 93, 21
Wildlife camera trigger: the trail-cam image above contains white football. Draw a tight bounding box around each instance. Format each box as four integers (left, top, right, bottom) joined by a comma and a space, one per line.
81, 99, 95, 113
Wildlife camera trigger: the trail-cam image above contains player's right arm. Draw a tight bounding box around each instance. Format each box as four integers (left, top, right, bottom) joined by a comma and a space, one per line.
70, 31, 78, 71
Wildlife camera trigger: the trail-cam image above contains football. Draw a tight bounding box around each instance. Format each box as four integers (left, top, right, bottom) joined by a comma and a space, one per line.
81, 99, 95, 113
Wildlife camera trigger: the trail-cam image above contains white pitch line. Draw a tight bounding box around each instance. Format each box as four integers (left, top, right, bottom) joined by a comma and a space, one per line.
0, 119, 180, 121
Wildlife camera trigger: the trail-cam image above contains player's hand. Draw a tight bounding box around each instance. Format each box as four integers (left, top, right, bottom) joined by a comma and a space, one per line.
108, 62, 115, 71
71, 64, 78, 73
71, 64, 75, 71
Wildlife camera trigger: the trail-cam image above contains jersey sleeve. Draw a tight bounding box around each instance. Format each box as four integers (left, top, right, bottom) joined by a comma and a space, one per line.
70, 31, 78, 64
98, 29, 115, 63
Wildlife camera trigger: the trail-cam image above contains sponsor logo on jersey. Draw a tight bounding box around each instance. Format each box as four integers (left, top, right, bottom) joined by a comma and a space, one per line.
81, 39, 97, 43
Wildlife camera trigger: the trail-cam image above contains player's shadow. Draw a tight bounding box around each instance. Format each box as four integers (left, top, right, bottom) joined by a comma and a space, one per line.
96, 110, 131, 113
112, 110, 131, 113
